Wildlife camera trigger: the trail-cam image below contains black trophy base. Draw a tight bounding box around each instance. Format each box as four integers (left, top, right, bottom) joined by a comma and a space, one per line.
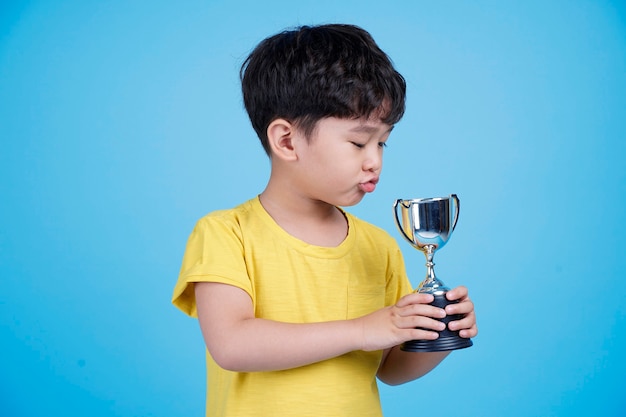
401, 293, 473, 353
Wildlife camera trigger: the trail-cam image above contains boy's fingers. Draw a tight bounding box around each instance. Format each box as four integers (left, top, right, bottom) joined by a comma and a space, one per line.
457, 323, 479, 338
445, 285, 469, 301
397, 303, 446, 319
403, 316, 446, 333
448, 312, 477, 332
445, 298, 474, 315
395, 292, 434, 307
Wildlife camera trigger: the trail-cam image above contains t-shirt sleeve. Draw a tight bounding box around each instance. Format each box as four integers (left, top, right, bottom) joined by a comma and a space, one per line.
171, 214, 253, 317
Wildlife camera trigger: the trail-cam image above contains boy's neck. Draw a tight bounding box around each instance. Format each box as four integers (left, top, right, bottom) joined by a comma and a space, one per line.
259, 187, 348, 247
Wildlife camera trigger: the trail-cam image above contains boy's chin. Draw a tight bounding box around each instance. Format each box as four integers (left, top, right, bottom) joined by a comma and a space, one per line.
337, 194, 367, 207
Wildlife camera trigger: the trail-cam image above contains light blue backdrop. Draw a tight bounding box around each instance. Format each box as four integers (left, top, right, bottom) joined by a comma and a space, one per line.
1, 1, 625, 416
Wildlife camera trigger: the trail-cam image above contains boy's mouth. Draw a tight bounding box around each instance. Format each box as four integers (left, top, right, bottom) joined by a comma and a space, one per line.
358, 178, 379, 193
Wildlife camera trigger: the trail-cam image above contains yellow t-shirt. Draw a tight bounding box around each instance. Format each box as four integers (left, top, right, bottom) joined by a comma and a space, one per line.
172, 197, 413, 417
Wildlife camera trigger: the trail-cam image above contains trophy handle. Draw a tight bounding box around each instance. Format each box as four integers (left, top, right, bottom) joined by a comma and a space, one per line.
450, 194, 460, 232
393, 199, 414, 244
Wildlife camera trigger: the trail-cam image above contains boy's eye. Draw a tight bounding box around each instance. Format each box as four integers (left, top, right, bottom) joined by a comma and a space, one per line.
350, 141, 388, 149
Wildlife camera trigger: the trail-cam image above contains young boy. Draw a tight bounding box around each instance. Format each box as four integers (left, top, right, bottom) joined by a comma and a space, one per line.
172, 24, 477, 417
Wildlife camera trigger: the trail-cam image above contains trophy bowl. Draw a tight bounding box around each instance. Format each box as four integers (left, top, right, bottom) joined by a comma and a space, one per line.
393, 194, 473, 352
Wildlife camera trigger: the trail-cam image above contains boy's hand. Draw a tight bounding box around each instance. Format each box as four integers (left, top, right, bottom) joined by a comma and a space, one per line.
356, 292, 446, 351
357, 285, 478, 351
375, 286, 478, 385
444, 285, 478, 339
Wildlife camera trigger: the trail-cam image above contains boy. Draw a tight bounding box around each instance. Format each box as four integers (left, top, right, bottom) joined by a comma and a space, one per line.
172, 24, 477, 417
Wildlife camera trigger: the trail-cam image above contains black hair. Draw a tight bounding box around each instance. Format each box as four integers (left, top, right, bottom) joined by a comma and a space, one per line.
240, 24, 406, 155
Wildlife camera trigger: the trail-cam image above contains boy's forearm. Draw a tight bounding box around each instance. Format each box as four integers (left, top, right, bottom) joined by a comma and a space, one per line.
377, 347, 450, 386
197, 280, 368, 372
203, 317, 364, 372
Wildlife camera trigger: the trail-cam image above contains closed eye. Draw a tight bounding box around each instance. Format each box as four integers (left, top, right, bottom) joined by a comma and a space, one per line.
378, 142, 388, 148
351, 142, 365, 149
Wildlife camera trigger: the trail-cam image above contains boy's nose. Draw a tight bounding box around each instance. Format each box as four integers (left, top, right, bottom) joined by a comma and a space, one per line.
363, 151, 382, 172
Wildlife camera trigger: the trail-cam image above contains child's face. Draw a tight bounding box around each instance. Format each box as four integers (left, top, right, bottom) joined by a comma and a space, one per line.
294, 116, 393, 207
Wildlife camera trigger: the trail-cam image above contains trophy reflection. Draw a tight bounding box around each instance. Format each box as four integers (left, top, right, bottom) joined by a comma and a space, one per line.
393, 194, 473, 352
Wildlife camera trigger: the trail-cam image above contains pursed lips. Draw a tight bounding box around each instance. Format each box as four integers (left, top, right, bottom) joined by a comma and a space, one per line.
358, 177, 379, 193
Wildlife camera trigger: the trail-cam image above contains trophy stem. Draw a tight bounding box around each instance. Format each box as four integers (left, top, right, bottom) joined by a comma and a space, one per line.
425, 245, 436, 284
417, 245, 448, 295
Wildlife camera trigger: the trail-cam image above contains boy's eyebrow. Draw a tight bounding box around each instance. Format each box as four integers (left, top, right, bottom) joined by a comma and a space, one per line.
349, 125, 395, 134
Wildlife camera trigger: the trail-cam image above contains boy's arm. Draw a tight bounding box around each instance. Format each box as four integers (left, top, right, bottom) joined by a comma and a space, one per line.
376, 286, 477, 385
376, 348, 450, 386
194, 281, 446, 372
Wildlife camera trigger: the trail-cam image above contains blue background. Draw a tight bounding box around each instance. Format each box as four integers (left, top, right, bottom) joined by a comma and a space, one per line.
1, 1, 625, 416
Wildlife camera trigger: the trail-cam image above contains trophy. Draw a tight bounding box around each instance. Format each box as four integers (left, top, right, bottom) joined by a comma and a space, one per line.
393, 194, 473, 352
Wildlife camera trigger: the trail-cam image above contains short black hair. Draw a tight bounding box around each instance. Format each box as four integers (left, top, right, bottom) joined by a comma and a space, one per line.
240, 24, 406, 155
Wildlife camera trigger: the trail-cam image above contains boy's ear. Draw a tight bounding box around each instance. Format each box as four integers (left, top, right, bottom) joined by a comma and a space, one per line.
266, 119, 299, 161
